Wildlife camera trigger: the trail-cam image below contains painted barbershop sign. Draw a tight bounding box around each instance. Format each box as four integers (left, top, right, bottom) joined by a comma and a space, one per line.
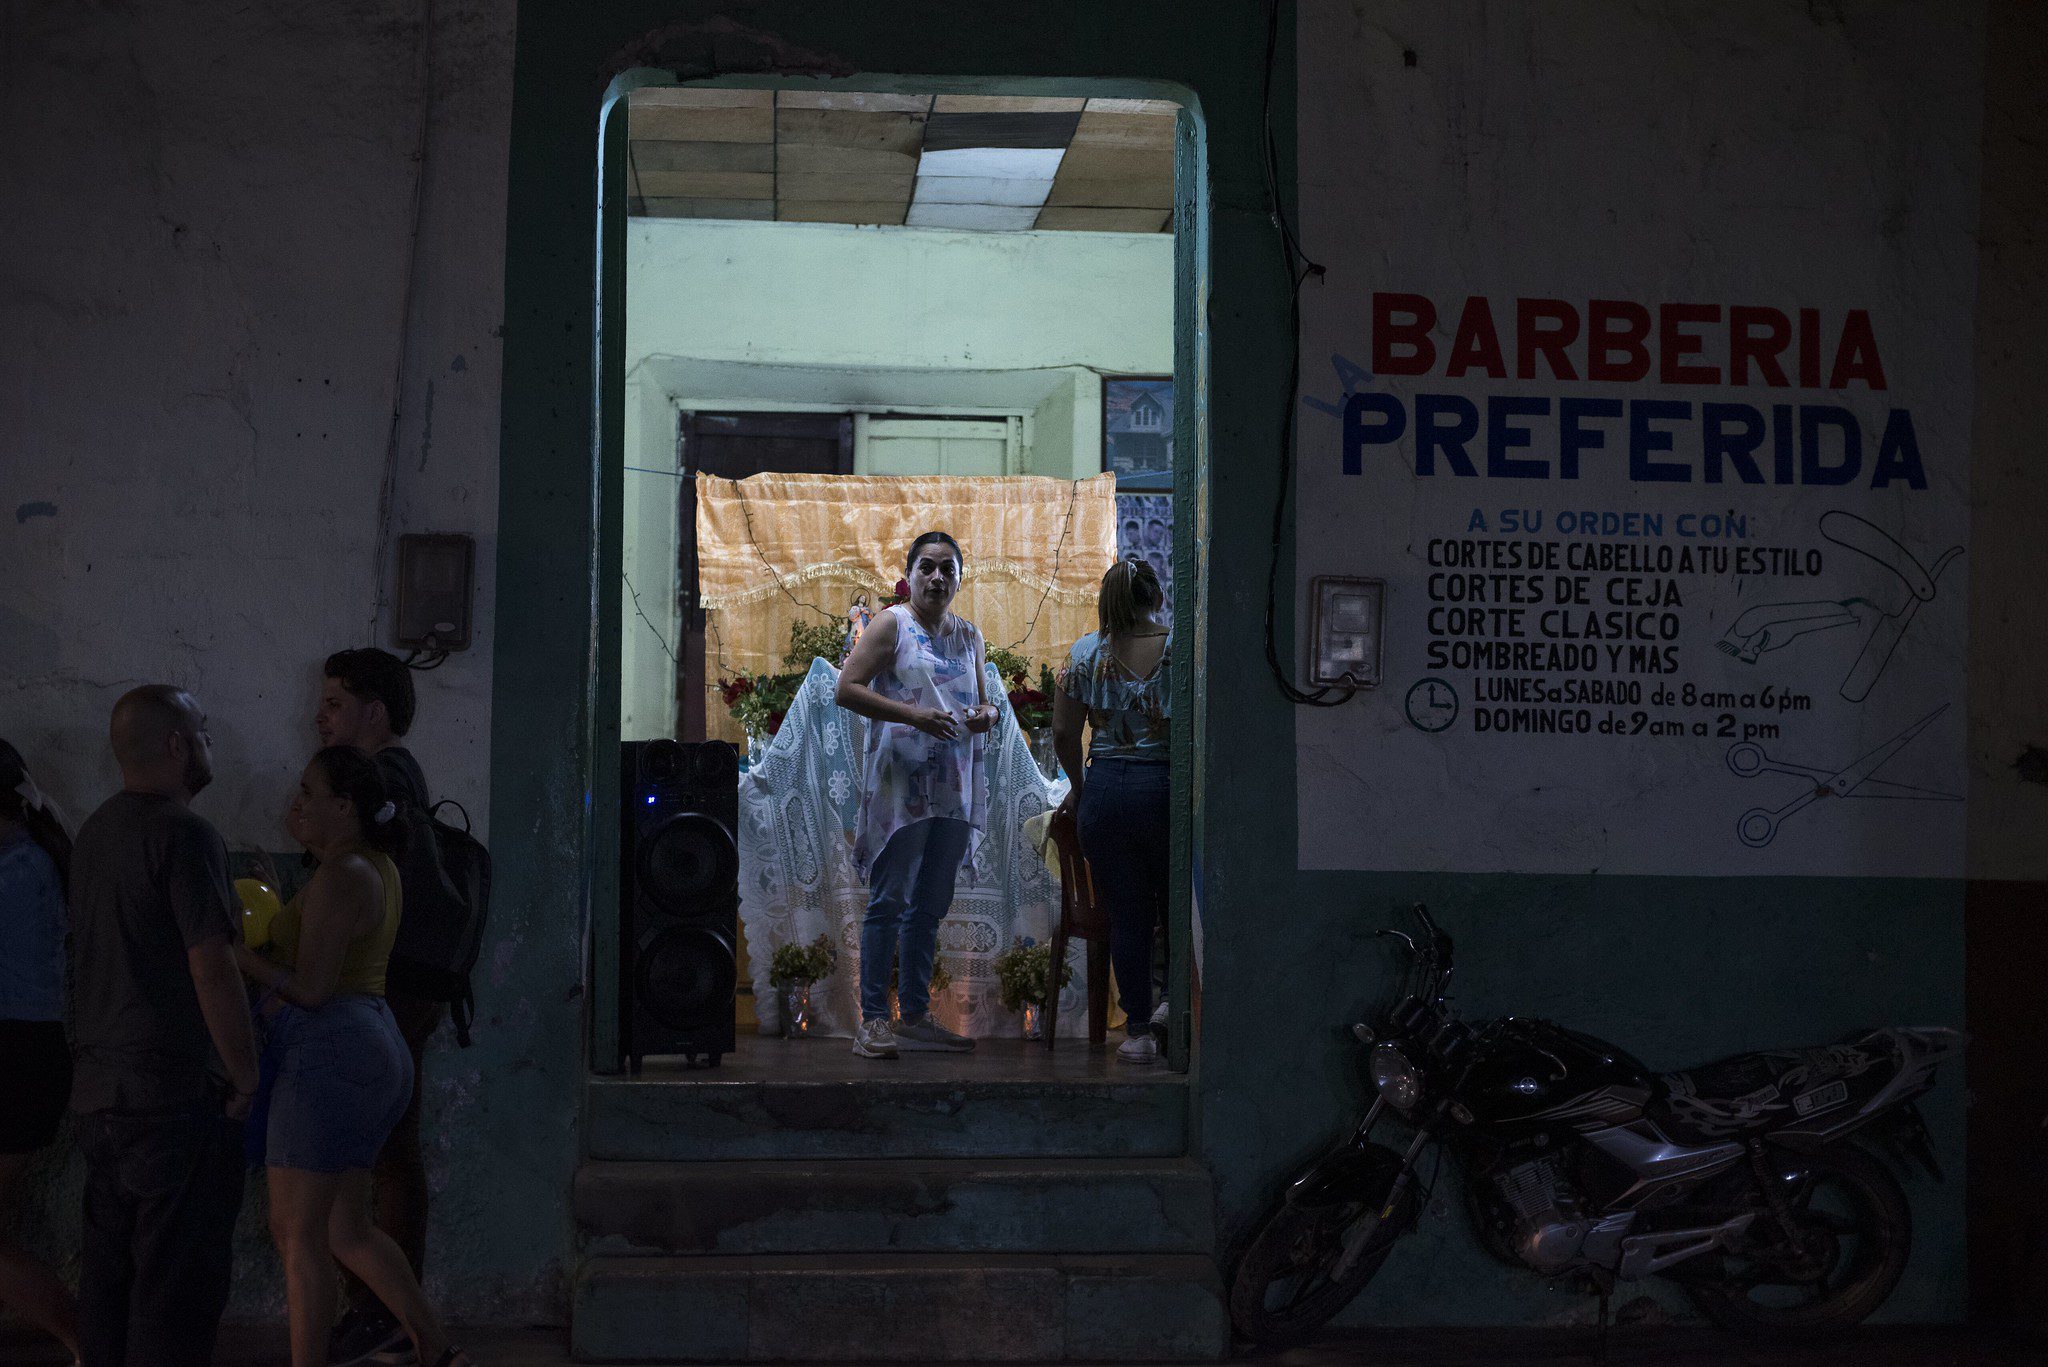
1293, 2, 1981, 877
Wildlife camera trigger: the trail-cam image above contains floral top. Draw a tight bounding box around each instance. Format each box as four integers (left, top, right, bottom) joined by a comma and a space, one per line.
852, 604, 989, 876
1061, 630, 1172, 762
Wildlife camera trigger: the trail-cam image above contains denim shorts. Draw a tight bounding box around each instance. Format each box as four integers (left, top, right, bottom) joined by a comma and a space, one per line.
248, 995, 412, 1172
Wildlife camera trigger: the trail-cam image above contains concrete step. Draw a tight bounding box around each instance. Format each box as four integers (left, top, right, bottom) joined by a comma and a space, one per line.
574, 1157, 1216, 1256
584, 1071, 1187, 1161
571, 1253, 1227, 1362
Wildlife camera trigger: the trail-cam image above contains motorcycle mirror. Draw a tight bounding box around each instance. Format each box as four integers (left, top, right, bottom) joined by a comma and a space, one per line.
1351, 1023, 1376, 1046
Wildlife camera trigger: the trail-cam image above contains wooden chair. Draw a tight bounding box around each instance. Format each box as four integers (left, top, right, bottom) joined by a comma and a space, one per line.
1044, 807, 1111, 1050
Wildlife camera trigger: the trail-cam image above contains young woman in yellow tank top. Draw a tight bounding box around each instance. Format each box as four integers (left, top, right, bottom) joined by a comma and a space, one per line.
235, 747, 471, 1367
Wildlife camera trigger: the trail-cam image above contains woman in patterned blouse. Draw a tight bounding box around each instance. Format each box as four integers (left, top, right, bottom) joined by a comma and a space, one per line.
1052, 558, 1171, 1064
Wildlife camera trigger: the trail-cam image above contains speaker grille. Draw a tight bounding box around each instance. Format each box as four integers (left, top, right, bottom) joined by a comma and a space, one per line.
636, 925, 737, 1030
638, 812, 738, 912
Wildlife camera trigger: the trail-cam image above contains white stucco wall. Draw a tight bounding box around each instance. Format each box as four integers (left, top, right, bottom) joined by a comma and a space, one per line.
1, 0, 510, 843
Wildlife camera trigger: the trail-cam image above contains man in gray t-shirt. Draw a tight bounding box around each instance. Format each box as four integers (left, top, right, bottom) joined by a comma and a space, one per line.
68, 685, 259, 1367
70, 791, 243, 1111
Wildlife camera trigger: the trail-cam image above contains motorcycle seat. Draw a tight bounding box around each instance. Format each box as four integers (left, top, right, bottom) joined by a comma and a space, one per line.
1650, 1035, 1893, 1145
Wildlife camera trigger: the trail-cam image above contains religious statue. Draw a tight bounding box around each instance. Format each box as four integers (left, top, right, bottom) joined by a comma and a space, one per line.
843, 592, 873, 661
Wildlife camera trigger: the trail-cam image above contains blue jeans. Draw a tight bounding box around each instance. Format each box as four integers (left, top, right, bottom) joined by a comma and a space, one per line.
862, 818, 972, 1022
78, 1101, 244, 1367
249, 995, 413, 1172
1077, 757, 1170, 1032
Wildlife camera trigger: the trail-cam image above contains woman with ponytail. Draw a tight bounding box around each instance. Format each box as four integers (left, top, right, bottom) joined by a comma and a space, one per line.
0, 739, 81, 1362
236, 746, 469, 1367
1052, 557, 1173, 1064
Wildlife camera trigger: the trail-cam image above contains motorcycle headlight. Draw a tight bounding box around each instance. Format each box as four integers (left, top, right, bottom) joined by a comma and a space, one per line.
1370, 1042, 1423, 1111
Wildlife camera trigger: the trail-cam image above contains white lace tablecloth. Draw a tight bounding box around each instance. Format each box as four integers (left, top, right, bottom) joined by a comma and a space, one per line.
739, 658, 1089, 1038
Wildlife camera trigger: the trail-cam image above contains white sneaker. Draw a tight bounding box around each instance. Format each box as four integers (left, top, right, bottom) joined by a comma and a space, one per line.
1117, 1031, 1161, 1065
893, 1014, 974, 1052
1151, 999, 1169, 1028
852, 1017, 899, 1059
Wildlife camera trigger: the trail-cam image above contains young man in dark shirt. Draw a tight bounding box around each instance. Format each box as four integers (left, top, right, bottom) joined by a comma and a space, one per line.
316, 648, 440, 1365
70, 685, 261, 1367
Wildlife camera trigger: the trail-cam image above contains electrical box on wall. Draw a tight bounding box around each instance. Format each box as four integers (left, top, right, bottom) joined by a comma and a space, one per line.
395, 533, 475, 652
1307, 575, 1383, 689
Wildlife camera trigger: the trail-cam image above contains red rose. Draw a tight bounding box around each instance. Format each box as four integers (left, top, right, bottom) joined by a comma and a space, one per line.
767, 708, 787, 734
894, 579, 910, 598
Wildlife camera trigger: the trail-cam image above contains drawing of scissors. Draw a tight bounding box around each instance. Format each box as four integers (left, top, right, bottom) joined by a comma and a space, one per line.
1725, 704, 1959, 848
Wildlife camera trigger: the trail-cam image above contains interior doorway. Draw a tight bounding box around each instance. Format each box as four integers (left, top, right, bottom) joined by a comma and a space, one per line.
608, 80, 1197, 1076
675, 411, 854, 740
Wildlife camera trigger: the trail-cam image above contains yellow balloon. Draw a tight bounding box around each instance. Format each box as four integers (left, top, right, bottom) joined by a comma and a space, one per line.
235, 878, 280, 950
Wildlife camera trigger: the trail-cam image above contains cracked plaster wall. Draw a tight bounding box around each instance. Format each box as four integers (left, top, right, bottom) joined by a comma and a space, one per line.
0, 0, 550, 1324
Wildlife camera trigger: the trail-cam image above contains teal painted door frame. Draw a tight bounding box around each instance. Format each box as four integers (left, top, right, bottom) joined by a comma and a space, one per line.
496, 2, 1284, 1079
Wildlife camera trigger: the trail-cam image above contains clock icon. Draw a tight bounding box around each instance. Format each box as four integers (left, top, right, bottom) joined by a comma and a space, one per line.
1404, 677, 1459, 733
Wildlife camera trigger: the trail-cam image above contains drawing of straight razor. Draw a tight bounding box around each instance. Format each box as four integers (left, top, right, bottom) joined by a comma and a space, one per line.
1820, 511, 1963, 702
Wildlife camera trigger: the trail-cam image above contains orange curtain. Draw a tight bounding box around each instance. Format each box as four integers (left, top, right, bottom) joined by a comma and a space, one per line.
696, 472, 1118, 743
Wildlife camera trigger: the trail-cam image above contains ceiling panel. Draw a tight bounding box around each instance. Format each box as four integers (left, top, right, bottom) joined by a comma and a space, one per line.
634, 197, 775, 221
904, 202, 1041, 230
1082, 97, 1182, 115
775, 108, 927, 154
779, 172, 915, 203
1034, 207, 1173, 233
777, 144, 919, 177
916, 146, 1066, 180
923, 111, 1082, 152
1045, 143, 1173, 209
626, 87, 1178, 233
914, 175, 1056, 207
631, 103, 774, 144
777, 200, 910, 225
932, 95, 1087, 114
632, 170, 775, 201
632, 141, 776, 175
776, 91, 930, 113
1069, 110, 1176, 151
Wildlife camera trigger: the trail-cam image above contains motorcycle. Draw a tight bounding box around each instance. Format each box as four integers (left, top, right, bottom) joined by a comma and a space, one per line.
1229, 904, 1963, 1345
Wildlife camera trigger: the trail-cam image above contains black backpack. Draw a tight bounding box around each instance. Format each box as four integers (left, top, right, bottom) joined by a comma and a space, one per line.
386, 798, 492, 1047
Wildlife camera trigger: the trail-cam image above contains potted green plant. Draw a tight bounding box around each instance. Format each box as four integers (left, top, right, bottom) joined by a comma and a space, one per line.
993, 936, 1073, 1039
767, 933, 838, 1038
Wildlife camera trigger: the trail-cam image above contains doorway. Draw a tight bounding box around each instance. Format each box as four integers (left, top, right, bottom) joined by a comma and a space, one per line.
674, 411, 854, 740
604, 78, 1202, 1077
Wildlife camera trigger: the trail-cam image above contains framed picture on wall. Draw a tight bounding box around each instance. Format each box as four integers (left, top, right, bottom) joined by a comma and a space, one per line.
1102, 376, 1173, 493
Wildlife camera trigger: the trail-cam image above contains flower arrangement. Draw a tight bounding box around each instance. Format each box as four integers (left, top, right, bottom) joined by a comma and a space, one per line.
717, 618, 860, 739
992, 936, 1072, 1012
719, 672, 800, 740
767, 932, 838, 987
987, 647, 1058, 732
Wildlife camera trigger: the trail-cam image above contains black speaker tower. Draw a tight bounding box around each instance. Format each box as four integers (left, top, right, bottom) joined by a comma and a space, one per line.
620, 739, 739, 1069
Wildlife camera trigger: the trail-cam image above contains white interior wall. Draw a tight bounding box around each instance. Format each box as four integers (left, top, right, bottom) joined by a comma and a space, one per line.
620, 219, 1173, 738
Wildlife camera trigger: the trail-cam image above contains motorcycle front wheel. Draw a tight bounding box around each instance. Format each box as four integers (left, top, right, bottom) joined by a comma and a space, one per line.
1684, 1143, 1912, 1337
1228, 1163, 1417, 1347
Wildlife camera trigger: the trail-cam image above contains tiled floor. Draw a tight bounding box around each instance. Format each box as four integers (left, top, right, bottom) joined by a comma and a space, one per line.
1, 1323, 2040, 1365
